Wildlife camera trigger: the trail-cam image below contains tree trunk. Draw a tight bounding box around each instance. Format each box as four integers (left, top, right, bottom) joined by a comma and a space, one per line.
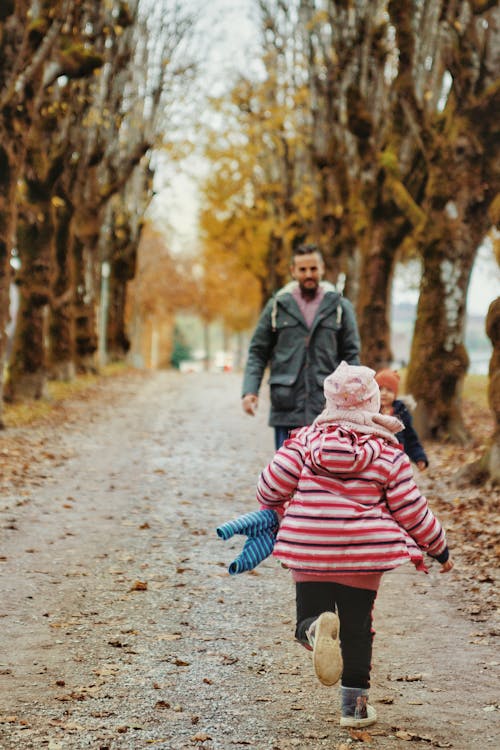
0, 145, 20, 422
74, 237, 98, 372
357, 223, 397, 369
49, 201, 76, 380
106, 239, 137, 361
459, 297, 500, 484
6, 202, 55, 401
407, 234, 475, 443
203, 322, 210, 372
485, 297, 500, 483
407, 105, 496, 443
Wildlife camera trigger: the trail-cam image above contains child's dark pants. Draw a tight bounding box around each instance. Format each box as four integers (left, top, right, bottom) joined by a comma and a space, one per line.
295, 581, 377, 689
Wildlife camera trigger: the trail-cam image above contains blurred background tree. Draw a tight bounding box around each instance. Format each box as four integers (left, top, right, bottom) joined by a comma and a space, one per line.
0, 1, 498, 484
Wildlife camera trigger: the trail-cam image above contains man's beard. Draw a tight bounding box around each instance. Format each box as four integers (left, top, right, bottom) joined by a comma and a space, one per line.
300, 283, 318, 300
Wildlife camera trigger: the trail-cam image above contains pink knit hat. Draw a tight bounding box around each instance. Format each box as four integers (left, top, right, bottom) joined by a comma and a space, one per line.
315, 361, 404, 443
324, 360, 381, 413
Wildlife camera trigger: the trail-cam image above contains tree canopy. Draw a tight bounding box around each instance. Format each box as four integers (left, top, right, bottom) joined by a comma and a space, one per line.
0, 1, 499, 479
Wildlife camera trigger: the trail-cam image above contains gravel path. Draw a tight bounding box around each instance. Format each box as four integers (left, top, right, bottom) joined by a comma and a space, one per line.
0, 371, 498, 749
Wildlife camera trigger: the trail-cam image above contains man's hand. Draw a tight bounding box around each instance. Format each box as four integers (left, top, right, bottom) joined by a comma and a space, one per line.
242, 393, 259, 416
416, 460, 427, 471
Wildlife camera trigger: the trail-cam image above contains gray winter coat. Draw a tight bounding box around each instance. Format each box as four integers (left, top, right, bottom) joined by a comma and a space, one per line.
242, 281, 361, 427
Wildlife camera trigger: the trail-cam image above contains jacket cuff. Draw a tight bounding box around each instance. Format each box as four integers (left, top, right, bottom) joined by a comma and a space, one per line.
259, 504, 283, 519
428, 546, 449, 564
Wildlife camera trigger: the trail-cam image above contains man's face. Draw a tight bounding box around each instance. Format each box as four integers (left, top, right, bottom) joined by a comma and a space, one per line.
291, 252, 325, 295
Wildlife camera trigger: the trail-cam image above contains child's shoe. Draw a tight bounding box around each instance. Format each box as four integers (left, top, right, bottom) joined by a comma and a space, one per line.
340, 686, 377, 728
305, 611, 342, 686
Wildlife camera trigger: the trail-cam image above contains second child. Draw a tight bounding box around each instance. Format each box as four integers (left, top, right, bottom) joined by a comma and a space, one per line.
375, 368, 428, 470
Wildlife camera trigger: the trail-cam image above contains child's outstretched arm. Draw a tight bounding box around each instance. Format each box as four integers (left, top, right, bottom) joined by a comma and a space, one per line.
401, 409, 429, 468
385, 453, 448, 560
256, 437, 305, 512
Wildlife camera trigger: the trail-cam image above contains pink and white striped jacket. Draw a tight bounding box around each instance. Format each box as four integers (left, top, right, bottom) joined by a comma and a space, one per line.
256, 424, 448, 574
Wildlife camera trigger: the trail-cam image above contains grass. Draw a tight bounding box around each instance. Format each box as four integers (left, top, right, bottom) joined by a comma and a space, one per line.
463, 373, 489, 410
3, 362, 129, 428
399, 369, 488, 411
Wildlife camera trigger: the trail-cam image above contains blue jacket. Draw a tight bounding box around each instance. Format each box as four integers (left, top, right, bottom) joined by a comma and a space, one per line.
393, 399, 428, 466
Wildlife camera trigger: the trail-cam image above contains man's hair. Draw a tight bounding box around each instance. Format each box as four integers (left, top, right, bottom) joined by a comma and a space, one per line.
292, 243, 324, 263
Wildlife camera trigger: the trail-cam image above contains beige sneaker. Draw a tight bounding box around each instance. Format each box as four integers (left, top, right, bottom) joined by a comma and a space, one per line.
306, 611, 343, 686
340, 689, 377, 728
340, 702, 377, 728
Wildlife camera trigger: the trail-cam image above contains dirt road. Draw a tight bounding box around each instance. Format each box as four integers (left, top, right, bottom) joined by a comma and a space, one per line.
0, 371, 498, 749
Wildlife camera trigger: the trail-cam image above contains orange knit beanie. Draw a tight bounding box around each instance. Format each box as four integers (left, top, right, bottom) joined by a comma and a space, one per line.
375, 369, 400, 396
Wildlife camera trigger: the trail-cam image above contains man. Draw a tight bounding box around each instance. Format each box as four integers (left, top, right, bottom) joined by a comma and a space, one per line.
242, 244, 361, 449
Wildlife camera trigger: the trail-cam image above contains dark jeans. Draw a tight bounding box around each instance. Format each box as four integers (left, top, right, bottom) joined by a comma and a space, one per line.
295, 581, 377, 689
274, 425, 299, 450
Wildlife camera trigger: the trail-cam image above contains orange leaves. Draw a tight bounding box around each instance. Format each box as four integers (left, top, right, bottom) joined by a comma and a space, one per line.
129, 580, 148, 591
348, 728, 373, 742
126, 225, 197, 320
191, 732, 212, 743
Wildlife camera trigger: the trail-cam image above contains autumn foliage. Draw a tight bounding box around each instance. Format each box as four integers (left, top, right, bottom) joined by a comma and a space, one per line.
126, 225, 196, 368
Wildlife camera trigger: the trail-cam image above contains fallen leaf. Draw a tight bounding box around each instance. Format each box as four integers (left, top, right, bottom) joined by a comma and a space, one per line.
108, 639, 127, 648
154, 700, 170, 709
191, 732, 211, 742
157, 633, 181, 641
129, 580, 148, 591
55, 692, 86, 702
221, 654, 238, 665
395, 730, 415, 740
349, 728, 373, 742
394, 729, 437, 741
93, 666, 119, 676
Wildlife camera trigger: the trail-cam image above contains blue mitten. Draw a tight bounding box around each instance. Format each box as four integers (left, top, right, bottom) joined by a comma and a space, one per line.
216, 509, 279, 540
228, 530, 277, 575
216, 509, 279, 574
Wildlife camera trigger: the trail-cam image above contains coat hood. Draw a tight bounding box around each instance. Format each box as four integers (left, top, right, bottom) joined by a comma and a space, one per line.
308, 425, 385, 475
